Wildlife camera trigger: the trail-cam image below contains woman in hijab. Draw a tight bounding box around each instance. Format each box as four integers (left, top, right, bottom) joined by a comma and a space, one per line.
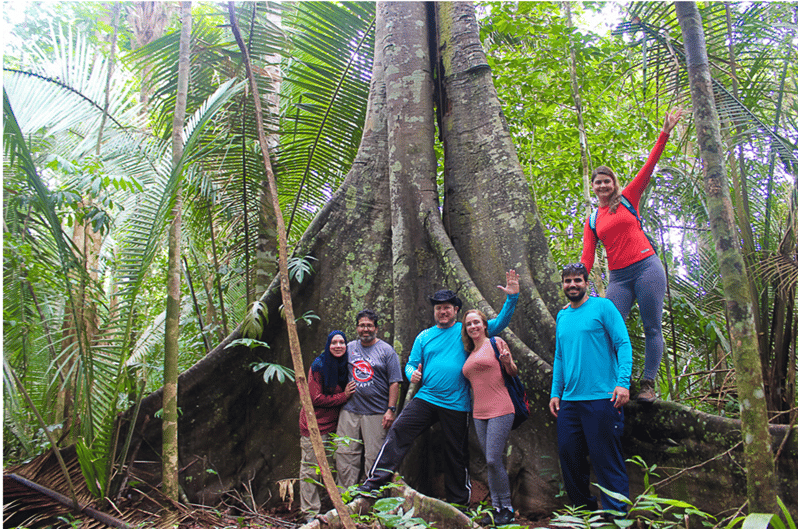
299, 330, 356, 521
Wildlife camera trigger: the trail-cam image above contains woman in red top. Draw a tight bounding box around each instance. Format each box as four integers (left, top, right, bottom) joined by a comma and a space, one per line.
580, 109, 683, 402
299, 330, 356, 520
462, 310, 518, 526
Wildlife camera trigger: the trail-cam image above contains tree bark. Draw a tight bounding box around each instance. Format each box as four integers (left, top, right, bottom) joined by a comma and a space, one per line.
675, 1, 778, 513
162, 0, 192, 503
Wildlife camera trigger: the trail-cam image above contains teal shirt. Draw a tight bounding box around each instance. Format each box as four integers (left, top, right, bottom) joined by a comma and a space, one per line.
551, 296, 632, 402
405, 294, 518, 412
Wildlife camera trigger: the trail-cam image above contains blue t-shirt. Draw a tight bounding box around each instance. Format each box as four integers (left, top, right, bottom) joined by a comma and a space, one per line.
405, 294, 518, 412
550, 296, 632, 402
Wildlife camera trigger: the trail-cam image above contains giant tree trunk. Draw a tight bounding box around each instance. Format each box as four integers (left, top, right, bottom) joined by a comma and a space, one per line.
122, 1, 798, 518
675, 2, 778, 513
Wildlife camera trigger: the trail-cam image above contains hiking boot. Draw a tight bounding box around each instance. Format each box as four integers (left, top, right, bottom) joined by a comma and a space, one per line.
352, 483, 378, 498
637, 379, 656, 402
477, 510, 496, 526
493, 508, 514, 526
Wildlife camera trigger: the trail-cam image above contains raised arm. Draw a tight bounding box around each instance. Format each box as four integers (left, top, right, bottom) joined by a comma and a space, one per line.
487, 270, 520, 336
625, 108, 684, 206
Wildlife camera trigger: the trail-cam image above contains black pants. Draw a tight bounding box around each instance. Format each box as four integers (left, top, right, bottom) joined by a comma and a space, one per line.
363, 397, 471, 505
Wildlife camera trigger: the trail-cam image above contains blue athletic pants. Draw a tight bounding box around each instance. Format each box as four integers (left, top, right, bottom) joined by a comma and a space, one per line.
556, 399, 629, 514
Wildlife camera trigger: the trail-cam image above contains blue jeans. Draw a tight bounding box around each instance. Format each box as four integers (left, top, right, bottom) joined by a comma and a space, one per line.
557, 399, 629, 513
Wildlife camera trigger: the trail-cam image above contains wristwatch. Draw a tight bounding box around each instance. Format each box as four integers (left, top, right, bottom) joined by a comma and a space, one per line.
387, 406, 397, 413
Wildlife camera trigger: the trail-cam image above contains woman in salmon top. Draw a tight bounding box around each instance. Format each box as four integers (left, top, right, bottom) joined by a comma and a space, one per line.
581, 108, 683, 402
462, 310, 517, 526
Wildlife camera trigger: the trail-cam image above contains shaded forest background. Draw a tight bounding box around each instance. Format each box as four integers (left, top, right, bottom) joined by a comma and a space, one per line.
4, 0, 798, 523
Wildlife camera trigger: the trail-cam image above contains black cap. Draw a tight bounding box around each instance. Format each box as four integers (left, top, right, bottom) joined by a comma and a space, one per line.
428, 289, 462, 309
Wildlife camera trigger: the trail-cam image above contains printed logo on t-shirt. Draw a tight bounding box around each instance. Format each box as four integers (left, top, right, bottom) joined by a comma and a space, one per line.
641, 248, 650, 253
352, 360, 374, 383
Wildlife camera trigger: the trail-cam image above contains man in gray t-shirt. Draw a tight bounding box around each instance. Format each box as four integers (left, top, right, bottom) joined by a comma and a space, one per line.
335, 310, 402, 487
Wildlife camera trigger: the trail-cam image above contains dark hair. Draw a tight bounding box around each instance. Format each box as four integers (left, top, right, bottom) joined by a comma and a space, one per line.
461, 309, 488, 352
310, 330, 349, 394
590, 165, 622, 214
561, 263, 588, 281
356, 309, 379, 327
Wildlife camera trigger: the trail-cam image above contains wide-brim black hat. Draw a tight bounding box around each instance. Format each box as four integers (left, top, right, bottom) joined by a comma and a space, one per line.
428, 289, 462, 309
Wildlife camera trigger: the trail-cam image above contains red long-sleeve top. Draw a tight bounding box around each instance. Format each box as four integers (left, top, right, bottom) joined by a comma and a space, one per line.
581, 131, 670, 274
298, 368, 349, 437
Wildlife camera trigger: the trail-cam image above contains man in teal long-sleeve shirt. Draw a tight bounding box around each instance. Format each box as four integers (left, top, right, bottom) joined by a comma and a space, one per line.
549, 263, 632, 518
356, 270, 519, 506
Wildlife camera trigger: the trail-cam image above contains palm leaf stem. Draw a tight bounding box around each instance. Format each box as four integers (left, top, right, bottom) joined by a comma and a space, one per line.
205, 200, 229, 337
182, 255, 211, 354
4, 69, 130, 132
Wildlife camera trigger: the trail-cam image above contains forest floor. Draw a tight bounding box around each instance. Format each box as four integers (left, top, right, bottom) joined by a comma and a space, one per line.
174, 503, 554, 529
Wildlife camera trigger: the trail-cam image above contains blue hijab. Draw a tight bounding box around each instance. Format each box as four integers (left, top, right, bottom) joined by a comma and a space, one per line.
310, 330, 349, 394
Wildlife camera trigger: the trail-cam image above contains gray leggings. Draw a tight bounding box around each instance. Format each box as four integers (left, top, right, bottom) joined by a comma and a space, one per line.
472, 413, 514, 510
607, 254, 666, 381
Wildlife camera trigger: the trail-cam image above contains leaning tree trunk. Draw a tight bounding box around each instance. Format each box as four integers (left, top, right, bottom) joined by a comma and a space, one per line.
121, 1, 798, 519
675, 2, 778, 514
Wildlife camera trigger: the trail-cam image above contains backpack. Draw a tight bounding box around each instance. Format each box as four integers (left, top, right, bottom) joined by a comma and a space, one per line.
588, 196, 658, 254
489, 337, 529, 430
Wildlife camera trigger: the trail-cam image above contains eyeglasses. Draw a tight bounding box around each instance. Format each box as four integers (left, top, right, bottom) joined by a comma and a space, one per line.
561, 263, 587, 274
357, 323, 376, 329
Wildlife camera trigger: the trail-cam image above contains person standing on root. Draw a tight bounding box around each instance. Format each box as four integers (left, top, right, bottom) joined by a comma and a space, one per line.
298, 330, 356, 522
580, 108, 683, 402
462, 309, 518, 526
549, 263, 632, 518
335, 310, 402, 488
355, 270, 520, 508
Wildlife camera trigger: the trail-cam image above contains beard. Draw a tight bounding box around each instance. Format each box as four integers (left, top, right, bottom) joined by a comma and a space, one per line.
565, 288, 586, 302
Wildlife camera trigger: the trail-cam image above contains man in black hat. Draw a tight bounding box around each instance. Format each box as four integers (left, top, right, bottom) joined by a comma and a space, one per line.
356, 270, 520, 507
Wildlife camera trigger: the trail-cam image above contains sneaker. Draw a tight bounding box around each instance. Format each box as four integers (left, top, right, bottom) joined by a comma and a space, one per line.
493, 508, 514, 526
637, 379, 656, 402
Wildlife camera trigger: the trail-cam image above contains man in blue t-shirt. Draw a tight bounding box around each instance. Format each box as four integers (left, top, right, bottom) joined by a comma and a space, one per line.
549, 263, 632, 517
356, 270, 520, 506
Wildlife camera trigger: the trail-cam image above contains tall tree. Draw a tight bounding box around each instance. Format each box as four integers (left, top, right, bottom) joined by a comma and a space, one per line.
163, 0, 192, 503
675, 1, 778, 514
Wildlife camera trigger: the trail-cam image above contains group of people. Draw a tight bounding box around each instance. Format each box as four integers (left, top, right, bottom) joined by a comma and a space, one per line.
298, 109, 683, 523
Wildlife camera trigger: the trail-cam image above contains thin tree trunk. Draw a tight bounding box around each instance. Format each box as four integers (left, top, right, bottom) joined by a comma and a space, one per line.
163, 0, 192, 503
227, 5, 355, 528
564, 1, 605, 297
676, 1, 777, 513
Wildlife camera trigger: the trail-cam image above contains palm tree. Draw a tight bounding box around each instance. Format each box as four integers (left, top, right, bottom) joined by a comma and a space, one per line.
675, 1, 777, 513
